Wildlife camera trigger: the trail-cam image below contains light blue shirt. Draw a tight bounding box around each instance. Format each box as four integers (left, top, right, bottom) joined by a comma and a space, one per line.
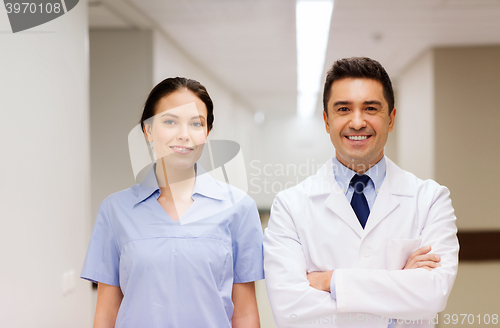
81, 163, 264, 328
331, 155, 386, 209
329, 156, 394, 328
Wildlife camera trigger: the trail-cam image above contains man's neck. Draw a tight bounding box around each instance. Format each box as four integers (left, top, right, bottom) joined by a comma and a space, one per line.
335, 153, 384, 175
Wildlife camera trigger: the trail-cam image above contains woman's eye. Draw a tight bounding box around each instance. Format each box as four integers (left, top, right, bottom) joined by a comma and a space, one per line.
163, 120, 175, 125
191, 122, 203, 127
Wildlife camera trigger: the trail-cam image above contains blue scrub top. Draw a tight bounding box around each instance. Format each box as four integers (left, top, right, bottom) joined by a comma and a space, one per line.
81, 163, 264, 328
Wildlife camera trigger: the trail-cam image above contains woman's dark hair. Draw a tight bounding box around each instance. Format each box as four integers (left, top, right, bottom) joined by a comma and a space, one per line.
140, 77, 214, 133
323, 57, 395, 116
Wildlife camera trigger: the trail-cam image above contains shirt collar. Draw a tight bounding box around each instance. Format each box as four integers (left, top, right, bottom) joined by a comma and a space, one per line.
135, 163, 226, 205
192, 164, 226, 201
332, 156, 387, 194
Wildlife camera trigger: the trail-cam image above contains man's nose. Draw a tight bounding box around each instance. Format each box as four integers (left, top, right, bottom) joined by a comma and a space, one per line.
349, 110, 366, 130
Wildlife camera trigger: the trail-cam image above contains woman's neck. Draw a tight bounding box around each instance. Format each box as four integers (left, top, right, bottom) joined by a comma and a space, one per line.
155, 157, 196, 200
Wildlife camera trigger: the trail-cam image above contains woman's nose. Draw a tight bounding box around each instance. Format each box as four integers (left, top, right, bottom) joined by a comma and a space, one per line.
176, 125, 190, 141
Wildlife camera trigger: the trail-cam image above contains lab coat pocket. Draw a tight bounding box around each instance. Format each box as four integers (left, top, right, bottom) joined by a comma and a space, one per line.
386, 238, 422, 270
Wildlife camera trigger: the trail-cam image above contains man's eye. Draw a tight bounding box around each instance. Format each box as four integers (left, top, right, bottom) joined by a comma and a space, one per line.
366, 107, 377, 111
338, 107, 349, 112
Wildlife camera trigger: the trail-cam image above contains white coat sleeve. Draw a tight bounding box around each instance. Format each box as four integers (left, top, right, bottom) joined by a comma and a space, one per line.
335, 184, 459, 320
263, 194, 339, 328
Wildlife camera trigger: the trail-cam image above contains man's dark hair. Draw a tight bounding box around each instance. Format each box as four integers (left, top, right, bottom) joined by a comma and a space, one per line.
323, 57, 394, 115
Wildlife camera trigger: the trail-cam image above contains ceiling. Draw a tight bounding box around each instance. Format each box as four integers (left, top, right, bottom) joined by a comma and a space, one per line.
89, 0, 500, 117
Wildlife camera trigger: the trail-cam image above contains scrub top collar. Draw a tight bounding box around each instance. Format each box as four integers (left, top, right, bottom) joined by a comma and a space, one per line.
332, 155, 387, 195
135, 162, 226, 205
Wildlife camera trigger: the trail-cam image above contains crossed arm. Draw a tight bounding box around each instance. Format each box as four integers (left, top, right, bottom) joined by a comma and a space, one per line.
307, 245, 442, 292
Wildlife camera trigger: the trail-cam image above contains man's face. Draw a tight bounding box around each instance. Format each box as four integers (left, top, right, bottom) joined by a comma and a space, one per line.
323, 78, 396, 171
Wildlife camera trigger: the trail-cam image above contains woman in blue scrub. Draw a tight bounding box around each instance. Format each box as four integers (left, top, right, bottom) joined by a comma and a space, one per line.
81, 77, 264, 328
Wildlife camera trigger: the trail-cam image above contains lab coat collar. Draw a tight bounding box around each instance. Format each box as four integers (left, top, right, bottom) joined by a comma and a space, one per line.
307, 158, 343, 196
311, 156, 414, 238
309, 156, 413, 197
383, 157, 414, 197
364, 156, 414, 235
331, 156, 386, 196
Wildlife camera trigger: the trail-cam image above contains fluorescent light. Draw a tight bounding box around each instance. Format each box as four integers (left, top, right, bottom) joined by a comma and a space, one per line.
254, 111, 265, 124
296, 0, 334, 117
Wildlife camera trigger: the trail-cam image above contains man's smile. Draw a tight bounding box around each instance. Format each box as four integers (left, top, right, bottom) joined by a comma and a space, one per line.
345, 135, 371, 141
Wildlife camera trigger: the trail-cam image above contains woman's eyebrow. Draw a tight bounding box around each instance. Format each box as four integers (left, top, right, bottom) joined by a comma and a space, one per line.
159, 113, 205, 120
160, 113, 178, 118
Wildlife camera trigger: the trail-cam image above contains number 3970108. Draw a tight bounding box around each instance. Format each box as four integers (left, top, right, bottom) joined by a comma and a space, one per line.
5, 3, 62, 14
443, 314, 498, 325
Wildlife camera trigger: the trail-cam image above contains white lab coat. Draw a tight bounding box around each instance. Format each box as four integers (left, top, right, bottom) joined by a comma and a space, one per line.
263, 156, 459, 328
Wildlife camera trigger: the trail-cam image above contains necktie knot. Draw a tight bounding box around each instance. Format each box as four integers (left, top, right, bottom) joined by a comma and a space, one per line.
350, 174, 371, 194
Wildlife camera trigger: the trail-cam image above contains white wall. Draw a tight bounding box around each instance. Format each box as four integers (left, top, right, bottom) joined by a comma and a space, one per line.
0, 3, 92, 328
90, 30, 153, 220
396, 50, 435, 180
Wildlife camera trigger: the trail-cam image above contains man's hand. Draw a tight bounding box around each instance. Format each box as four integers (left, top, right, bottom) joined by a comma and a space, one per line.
306, 271, 333, 292
403, 246, 441, 271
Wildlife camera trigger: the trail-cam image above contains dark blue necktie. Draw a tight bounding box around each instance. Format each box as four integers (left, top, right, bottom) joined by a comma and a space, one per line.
350, 174, 371, 229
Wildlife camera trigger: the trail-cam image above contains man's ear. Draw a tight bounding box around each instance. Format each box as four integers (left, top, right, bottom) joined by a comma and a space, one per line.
389, 107, 396, 132
323, 110, 330, 134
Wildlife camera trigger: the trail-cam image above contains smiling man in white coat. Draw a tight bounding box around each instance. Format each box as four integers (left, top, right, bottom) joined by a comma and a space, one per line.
263, 57, 459, 328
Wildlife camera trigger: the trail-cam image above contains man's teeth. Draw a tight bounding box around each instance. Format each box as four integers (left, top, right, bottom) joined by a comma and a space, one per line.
347, 136, 368, 141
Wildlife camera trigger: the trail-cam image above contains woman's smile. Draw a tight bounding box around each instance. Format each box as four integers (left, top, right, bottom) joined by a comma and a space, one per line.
169, 145, 194, 154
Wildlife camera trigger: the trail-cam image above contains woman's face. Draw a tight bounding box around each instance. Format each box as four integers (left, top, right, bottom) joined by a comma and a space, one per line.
144, 89, 209, 171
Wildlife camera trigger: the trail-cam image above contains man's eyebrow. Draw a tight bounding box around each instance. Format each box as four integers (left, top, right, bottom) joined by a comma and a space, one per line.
364, 100, 382, 106
333, 100, 383, 107
333, 101, 352, 107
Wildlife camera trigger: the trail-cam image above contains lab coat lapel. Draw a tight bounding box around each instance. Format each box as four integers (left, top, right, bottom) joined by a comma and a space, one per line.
363, 157, 414, 234
363, 181, 399, 233
314, 159, 364, 238
324, 190, 365, 238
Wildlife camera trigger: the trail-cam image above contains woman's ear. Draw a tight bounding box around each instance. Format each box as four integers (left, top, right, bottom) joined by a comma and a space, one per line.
143, 123, 153, 141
